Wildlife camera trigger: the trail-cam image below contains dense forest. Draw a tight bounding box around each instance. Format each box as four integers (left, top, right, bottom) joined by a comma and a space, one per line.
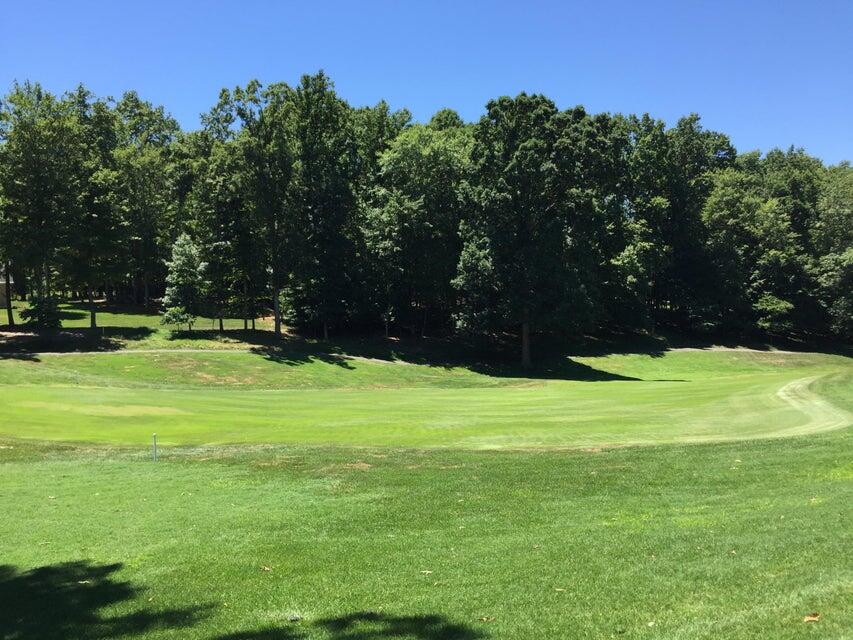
0, 73, 850, 365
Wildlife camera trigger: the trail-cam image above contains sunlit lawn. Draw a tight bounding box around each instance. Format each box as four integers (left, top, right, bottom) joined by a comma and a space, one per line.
0, 303, 850, 639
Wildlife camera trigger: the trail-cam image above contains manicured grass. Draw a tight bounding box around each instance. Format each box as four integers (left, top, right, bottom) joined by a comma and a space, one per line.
1, 304, 850, 638
1, 432, 851, 639
0, 347, 850, 447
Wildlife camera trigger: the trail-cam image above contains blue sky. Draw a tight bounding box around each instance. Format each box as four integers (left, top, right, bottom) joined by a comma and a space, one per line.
2, 0, 851, 163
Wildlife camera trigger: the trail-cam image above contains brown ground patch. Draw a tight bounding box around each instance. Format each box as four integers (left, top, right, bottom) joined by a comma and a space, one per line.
344, 461, 373, 470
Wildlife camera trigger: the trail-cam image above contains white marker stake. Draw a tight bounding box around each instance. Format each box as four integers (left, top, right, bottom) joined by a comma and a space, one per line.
153, 433, 157, 462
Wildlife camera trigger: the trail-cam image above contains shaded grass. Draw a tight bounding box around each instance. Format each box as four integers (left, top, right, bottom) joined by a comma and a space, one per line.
0, 560, 209, 639
4, 299, 850, 360
1, 300, 276, 352
0, 559, 477, 639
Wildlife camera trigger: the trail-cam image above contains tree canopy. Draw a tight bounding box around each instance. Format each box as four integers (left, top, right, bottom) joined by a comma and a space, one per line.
0, 74, 849, 363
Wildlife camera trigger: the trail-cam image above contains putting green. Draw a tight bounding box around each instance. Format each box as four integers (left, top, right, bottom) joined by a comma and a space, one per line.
1, 348, 849, 447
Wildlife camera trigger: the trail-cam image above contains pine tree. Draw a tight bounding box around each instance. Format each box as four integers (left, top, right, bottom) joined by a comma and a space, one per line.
161, 233, 204, 331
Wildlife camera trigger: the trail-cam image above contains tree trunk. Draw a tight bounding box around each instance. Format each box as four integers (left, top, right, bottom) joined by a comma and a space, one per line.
143, 274, 150, 308
421, 308, 428, 338
384, 317, 389, 338
273, 289, 282, 338
251, 317, 255, 331
218, 316, 224, 332
43, 262, 51, 298
87, 284, 97, 329
323, 320, 329, 341
521, 309, 531, 369
4, 263, 14, 327
243, 281, 249, 330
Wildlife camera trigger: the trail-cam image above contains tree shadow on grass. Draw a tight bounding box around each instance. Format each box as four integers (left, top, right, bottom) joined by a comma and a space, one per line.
0, 327, 155, 354
165, 325, 594, 378
567, 327, 853, 358
316, 611, 488, 640
216, 630, 303, 640
0, 560, 209, 639
250, 341, 356, 369
246, 336, 639, 381
58, 308, 88, 321
0, 324, 685, 382
63, 301, 161, 318
215, 611, 487, 640
0, 350, 41, 362
166, 329, 357, 370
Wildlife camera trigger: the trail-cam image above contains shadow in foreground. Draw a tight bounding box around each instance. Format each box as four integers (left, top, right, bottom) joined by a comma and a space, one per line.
0, 561, 208, 639
317, 611, 487, 640
216, 611, 488, 640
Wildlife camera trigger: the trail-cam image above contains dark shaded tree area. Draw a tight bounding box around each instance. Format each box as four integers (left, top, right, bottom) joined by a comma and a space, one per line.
1, 74, 849, 364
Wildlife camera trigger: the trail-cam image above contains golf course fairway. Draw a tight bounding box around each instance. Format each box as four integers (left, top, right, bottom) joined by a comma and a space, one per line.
0, 347, 849, 447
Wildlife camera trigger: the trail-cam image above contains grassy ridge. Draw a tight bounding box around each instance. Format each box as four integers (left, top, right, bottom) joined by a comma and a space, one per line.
0, 374, 842, 447
0, 348, 849, 447
1, 347, 846, 389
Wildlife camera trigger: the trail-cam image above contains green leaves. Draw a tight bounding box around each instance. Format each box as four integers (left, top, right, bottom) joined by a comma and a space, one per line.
162, 233, 204, 331
0, 75, 849, 342
365, 123, 471, 333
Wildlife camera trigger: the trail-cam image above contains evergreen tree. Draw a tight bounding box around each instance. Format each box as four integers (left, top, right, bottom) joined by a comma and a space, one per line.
161, 233, 204, 331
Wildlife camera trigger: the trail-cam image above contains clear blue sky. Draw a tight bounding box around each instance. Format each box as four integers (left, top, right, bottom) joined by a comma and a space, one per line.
2, 0, 851, 163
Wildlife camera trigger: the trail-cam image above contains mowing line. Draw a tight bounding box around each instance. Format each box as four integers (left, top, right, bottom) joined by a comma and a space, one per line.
774, 374, 852, 436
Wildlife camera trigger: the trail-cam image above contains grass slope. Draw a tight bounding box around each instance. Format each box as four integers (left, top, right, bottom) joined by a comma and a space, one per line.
0, 348, 850, 447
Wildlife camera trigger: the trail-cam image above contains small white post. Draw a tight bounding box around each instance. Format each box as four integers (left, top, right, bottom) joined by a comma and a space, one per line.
152, 433, 157, 462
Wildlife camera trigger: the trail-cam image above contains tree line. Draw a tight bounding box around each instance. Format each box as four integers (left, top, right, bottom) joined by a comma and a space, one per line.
1, 73, 850, 365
